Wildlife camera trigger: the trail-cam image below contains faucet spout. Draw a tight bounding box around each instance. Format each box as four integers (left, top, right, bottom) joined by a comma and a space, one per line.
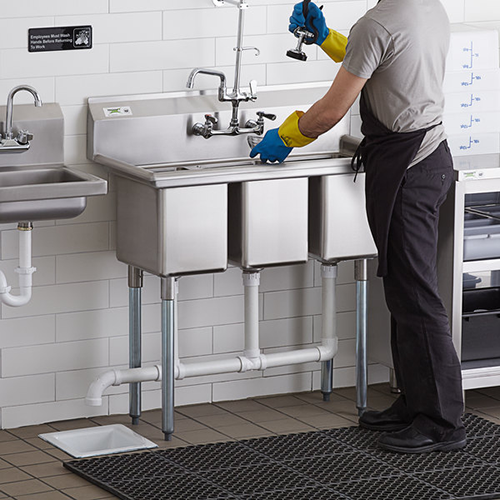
5, 85, 42, 140
187, 68, 227, 92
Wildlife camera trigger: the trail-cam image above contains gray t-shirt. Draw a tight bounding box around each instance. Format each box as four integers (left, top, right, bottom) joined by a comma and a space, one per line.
342, 0, 450, 167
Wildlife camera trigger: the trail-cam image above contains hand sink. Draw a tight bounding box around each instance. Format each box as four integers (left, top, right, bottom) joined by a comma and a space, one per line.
0, 166, 107, 223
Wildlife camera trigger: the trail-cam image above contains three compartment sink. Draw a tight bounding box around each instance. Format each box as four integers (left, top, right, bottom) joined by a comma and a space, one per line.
0, 165, 107, 223
88, 85, 377, 276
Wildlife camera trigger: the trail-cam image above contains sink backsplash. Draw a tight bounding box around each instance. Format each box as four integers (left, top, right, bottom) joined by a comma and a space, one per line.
88, 84, 349, 168
0, 103, 64, 168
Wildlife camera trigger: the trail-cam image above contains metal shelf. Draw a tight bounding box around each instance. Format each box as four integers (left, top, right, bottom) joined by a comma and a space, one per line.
463, 258, 500, 273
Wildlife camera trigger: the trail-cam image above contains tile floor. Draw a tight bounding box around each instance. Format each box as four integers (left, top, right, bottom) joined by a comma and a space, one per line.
1, 383, 500, 499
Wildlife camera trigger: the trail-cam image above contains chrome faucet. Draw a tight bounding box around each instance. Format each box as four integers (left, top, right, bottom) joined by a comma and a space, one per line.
1, 85, 42, 152
187, 0, 273, 139
187, 68, 228, 103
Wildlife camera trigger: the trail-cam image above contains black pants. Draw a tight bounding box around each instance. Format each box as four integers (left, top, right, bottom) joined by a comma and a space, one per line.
383, 141, 465, 441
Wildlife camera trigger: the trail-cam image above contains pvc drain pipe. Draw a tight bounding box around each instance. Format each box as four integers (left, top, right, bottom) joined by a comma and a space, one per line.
85, 267, 339, 406
86, 366, 161, 406
0, 223, 36, 307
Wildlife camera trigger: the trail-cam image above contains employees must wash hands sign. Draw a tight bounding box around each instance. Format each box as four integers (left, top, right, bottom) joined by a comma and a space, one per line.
28, 26, 92, 53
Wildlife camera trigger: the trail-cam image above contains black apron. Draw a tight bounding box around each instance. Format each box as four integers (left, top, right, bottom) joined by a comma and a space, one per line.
352, 93, 440, 277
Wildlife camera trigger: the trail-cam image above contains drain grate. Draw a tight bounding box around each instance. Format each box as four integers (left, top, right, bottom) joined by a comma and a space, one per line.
65, 413, 500, 500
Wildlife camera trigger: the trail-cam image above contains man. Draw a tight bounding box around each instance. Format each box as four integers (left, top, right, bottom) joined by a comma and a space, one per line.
250, 0, 466, 454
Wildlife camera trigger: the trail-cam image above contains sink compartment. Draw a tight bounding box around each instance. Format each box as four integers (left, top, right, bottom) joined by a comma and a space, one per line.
228, 178, 308, 269
0, 197, 86, 223
309, 173, 377, 262
116, 177, 227, 277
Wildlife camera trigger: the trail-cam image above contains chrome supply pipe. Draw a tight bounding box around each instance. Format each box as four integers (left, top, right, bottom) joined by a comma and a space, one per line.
232, 0, 247, 100
355, 259, 368, 415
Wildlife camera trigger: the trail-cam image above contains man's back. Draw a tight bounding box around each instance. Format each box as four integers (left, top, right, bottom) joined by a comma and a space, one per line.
343, 0, 450, 164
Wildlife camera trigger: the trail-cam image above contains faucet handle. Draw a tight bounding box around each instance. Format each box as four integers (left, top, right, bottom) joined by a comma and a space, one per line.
257, 111, 277, 122
249, 80, 258, 100
205, 114, 218, 125
16, 129, 33, 145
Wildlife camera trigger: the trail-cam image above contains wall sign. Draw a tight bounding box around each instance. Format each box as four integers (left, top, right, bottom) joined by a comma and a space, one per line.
28, 26, 92, 53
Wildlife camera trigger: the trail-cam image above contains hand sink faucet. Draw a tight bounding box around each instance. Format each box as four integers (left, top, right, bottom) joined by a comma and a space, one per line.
1, 85, 42, 152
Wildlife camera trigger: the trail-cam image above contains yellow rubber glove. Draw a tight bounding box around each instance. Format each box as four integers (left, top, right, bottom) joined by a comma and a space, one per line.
278, 111, 316, 148
320, 29, 348, 63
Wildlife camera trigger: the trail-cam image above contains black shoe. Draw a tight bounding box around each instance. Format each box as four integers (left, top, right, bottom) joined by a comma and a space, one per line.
378, 425, 466, 454
359, 407, 410, 432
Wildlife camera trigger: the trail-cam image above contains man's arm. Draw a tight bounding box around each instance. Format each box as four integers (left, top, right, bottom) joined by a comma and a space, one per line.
299, 66, 368, 138
249, 66, 367, 163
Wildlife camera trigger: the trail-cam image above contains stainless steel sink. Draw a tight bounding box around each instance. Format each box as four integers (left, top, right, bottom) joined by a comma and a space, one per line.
0, 166, 107, 223
0, 102, 107, 223
87, 84, 374, 276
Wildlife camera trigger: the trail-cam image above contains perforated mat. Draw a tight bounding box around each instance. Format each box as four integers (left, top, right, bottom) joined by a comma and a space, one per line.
64, 413, 500, 500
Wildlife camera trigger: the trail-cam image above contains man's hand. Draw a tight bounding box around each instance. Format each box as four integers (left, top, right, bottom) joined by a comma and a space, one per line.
289, 1, 347, 62
289, 1, 329, 46
249, 129, 293, 164
250, 111, 317, 164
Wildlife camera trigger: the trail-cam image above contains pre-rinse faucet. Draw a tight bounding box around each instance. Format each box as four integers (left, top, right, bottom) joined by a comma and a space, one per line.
186, 0, 275, 138
1, 85, 42, 152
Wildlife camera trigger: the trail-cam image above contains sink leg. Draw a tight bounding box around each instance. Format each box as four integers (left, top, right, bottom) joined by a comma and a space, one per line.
320, 264, 337, 402
389, 368, 401, 394
321, 360, 333, 402
355, 259, 368, 416
161, 277, 176, 441
129, 266, 143, 426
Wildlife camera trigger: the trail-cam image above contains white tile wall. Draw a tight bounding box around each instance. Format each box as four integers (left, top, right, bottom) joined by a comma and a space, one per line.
0, 0, 498, 429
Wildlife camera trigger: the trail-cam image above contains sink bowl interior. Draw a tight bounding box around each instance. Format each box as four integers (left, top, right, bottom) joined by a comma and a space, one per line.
0, 167, 82, 187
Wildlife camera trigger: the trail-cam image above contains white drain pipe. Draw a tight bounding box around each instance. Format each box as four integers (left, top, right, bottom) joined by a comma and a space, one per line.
85, 266, 339, 406
0, 223, 36, 307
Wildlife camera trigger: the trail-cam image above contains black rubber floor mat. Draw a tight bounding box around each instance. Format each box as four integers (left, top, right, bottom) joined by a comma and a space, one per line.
64, 412, 500, 500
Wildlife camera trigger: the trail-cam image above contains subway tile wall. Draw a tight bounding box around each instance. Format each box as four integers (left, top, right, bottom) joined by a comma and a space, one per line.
0, 0, 497, 429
